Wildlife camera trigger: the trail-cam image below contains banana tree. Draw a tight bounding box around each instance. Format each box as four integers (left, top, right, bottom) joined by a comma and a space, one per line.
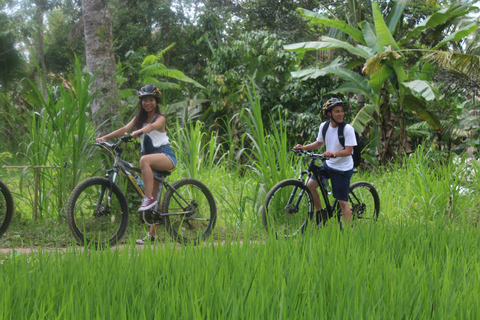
284, 1, 479, 164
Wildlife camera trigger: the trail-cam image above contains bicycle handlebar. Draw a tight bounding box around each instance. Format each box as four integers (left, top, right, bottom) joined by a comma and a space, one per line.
94, 134, 136, 150
292, 149, 336, 161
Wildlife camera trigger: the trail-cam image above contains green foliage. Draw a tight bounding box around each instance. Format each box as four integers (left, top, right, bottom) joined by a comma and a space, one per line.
43, 4, 84, 74
206, 31, 299, 115
3, 217, 480, 318
0, 12, 26, 94
1, 57, 98, 219
172, 120, 205, 179
118, 44, 206, 114
376, 143, 478, 222
241, 82, 296, 189
285, 2, 479, 164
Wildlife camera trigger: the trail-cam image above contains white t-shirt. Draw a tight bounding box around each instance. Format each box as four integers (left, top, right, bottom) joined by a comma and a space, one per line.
316, 122, 357, 171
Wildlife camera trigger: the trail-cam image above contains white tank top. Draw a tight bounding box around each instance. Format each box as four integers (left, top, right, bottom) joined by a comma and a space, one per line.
140, 115, 170, 148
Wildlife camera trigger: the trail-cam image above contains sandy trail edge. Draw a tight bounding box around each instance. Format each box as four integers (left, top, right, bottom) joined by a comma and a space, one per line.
0, 240, 239, 255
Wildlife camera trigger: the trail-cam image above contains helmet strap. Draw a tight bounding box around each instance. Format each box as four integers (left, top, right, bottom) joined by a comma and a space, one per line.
327, 114, 342, 126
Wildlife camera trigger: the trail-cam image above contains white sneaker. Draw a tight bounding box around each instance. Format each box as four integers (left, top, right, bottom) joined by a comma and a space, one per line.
136, 232, 155, 245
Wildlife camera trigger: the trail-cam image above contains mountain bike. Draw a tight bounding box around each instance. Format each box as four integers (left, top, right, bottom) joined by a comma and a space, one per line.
0, 179, 14, 238
262, 149, 380, 237
66, 134, 217, 248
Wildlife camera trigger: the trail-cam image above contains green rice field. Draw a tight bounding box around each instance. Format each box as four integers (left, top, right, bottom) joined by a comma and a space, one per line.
1, 219, 479, 319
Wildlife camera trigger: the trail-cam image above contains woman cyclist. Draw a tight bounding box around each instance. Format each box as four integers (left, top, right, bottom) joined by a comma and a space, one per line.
96, 84, 177, 243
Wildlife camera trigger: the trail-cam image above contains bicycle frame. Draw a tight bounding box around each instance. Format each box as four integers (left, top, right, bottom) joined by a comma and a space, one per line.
294, 150, 339, 221
96, 136, 194, 218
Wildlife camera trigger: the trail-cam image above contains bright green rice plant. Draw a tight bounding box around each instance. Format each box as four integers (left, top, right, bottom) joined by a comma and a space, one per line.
2, 219, 480, 319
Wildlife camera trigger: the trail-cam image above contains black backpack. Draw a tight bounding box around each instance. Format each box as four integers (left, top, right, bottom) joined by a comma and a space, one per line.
321, 121, 361, 168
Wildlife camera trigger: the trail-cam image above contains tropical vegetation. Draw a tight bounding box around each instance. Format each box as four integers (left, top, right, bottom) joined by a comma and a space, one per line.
0, 1, 479, 317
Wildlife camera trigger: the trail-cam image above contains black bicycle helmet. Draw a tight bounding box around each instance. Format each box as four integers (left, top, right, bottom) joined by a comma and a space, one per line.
322, 98, 345, 116
138, 85, 161, 99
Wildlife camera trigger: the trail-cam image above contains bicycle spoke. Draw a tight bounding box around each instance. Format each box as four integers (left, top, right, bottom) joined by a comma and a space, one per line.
163, 178, 216, 244
348, 182, 380, 225
263, 179, 313, 237
66, 177, 129, 247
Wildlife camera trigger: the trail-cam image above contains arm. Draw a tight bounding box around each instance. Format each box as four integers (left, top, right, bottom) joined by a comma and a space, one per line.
131, 115, 166, 138
324, 124, 355, 158
323, 146, 353, 158
96, 118, 136, 142
293, 141, 324, 151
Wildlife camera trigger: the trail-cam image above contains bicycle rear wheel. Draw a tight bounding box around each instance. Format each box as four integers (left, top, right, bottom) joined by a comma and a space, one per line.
262, 179, 315, 237
162, 178, 217, 245
0, 180, 14, 238
66, 177, 129, 247
335, 181, 380, 225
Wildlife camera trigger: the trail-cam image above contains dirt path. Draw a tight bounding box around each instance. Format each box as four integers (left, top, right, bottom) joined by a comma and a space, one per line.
0, 240, 232, 255
0, 245, 151, 255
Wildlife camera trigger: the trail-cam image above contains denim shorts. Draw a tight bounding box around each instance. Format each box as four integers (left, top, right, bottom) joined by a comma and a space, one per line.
313, 163, 352, 201
143, 143, 177, 173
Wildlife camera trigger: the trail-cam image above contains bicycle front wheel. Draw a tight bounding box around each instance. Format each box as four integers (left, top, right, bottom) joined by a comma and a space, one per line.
0, 180, 14, 238
162, 178, 217, 245
66, 177, 129, 247
335, 181, 380, 225
262, 179, 315, 238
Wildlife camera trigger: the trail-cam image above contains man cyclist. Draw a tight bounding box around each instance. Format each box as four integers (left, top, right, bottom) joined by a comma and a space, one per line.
293, 98, 356, 225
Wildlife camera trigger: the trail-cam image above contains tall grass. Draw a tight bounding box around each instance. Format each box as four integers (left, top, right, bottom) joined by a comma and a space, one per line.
2, 58, 99, 218
1, 219, 480, 319
369, 144, 479, 222
172, 120, 204, 179
241, 82, 296, 189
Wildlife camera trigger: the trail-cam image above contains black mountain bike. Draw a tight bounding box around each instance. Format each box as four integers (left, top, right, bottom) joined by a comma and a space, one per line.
262, 149, 380, 237
0, 179, 14, 238
66, 135, 217, 248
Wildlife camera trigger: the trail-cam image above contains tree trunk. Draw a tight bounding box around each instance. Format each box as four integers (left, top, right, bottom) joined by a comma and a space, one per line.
33, 0, 47, 99
379, 89, 395, 166
82, 0, 118, 136
357, 94, 365, 108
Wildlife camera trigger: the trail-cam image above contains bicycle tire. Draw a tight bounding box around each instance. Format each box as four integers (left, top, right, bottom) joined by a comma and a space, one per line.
0, 180, 14, 238
334, 181, 380, 225
262, 179, 315, 237
162, 178, 217, 245
66, 177, 129, 247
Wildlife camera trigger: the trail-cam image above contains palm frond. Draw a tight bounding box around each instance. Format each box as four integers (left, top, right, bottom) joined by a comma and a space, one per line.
142, 79, 181, 91
155, 43, 176, 63
296, 8, 365, 44
403, 94, 443, 131
425, 51, 480, 79
350, 103, 378, 133
402, 80, 437, 101
432, 22, 478, 50
363, 50, 402, 75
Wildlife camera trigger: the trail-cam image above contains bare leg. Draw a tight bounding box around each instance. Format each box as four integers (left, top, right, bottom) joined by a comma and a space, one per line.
149, 179, 162, 236
339, 200, 352, 226
149, 224, 160, 236
139, 153, 174, 198
307, 179, 322, 211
